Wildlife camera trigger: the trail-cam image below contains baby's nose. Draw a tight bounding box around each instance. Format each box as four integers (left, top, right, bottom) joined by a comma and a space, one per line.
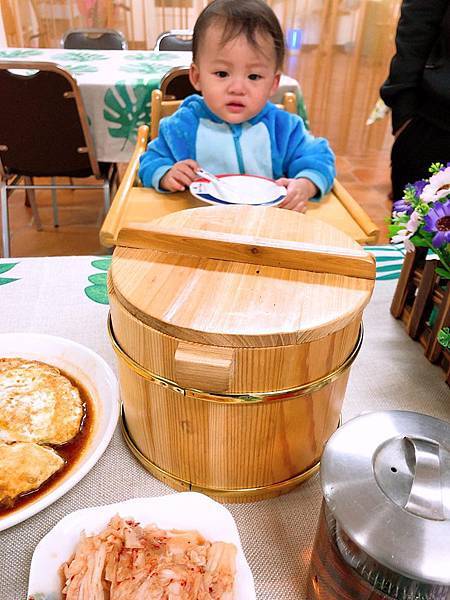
227, 77, 245, 94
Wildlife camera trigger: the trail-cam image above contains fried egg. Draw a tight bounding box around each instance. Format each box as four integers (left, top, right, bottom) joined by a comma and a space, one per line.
0, 441, 64, 507
0, 358, 83, 445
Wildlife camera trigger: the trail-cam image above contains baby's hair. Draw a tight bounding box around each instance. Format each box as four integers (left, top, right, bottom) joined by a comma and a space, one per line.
192, 0, 285, 70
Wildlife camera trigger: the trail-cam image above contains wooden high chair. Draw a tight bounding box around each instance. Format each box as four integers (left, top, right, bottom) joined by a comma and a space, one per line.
100, 90, 379, 247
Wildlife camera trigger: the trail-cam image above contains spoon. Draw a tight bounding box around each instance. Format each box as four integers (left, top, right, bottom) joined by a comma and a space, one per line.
196, 168, 241, 203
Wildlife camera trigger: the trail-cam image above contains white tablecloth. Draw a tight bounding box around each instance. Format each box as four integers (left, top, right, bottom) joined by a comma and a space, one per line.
0, 48, 305, 163
0, 255, 448, 599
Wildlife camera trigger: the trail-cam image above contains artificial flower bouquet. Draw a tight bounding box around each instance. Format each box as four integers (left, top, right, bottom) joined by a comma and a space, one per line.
390, 162, 450, 280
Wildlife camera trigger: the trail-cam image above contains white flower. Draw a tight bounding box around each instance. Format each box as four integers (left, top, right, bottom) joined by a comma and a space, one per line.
404, 238, 415, 253
391, 228, 413, 246
420, 167, 450, 203
392, 211, 422, 249
406, 210, 421, 234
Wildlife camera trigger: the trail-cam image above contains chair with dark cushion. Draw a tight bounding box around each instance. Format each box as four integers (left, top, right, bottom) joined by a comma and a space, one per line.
0, 61, 118, 257
154, 29, 193, 52
62, 28, 128, 50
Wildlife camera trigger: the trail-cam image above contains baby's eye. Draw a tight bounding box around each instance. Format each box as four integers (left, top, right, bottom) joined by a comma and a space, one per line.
248, 73, 262, 81
214, 71, 228, 78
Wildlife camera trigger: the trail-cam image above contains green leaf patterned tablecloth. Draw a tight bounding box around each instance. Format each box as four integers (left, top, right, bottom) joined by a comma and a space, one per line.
0, 246, 407, 304
1, 48, 307, 163
0, 252, 449, 600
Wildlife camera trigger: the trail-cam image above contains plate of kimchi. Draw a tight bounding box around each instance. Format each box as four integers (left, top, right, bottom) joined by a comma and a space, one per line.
27, 492, 256, 599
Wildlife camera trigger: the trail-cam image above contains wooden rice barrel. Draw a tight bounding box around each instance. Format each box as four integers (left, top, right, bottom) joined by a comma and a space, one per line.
108, 205, 375, 502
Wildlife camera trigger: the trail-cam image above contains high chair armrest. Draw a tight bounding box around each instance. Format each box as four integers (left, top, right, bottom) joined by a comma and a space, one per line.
100, 124, 149, 247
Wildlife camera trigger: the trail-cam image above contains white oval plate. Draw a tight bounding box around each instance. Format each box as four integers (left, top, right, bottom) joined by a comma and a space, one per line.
0, 332, 119, 531
190, 173, 287, 206
27, 492, 256, 600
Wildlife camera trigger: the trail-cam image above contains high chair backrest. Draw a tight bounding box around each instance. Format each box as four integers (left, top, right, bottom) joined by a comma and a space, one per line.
150, 89, 298, 140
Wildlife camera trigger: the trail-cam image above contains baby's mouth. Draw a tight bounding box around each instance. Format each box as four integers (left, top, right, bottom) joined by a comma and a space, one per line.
226, 102, 245, 112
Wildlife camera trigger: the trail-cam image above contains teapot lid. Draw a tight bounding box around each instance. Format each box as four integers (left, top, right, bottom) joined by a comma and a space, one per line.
321, 410, 450, 585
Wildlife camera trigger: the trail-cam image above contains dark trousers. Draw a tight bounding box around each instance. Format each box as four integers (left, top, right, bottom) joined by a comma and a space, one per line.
391, 114, 450, 201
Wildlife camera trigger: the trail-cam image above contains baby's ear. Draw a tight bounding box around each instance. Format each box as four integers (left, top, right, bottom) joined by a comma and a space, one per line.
270, 71, 281, 95
189, 63, 202, 91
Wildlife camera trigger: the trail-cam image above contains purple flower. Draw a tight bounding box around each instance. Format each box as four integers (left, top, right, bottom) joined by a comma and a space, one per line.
413, 180, 427, 196
423, 200, 450, 248
393, 199, 413, 214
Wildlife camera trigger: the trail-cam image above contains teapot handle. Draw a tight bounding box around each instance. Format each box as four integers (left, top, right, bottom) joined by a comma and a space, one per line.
404, 437, 445, 521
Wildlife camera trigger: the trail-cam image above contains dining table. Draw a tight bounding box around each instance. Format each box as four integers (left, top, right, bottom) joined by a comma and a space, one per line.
0, 251, 448, 599
0, 47, 308, 164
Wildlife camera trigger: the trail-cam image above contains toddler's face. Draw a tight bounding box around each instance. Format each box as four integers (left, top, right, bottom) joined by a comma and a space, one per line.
189, 24, 281, 124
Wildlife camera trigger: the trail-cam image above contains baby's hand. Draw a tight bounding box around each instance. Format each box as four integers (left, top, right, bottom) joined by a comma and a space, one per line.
160, 159, 200, 192
276, 177, 318, 213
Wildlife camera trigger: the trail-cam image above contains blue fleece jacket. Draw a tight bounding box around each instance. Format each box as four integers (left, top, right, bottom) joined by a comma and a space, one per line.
139, 94, 335, 198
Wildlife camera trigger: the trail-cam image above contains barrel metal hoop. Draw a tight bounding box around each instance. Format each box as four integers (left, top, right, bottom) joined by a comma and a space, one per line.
120, 404, 323, 498
108, 313, 363, 404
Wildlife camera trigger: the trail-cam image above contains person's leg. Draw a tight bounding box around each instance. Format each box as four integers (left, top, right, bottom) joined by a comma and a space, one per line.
390, 115, 450, 200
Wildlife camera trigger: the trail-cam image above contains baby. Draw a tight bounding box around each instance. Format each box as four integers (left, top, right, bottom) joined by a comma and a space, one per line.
139, 0, 336, 212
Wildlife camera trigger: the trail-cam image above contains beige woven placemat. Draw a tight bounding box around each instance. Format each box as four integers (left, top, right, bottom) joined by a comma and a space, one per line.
0, 258, 448, 600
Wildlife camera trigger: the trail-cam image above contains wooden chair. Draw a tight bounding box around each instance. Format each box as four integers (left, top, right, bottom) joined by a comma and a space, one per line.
160, 67, 197, 100
100, 90, 379, 248
0, 61, 119, 258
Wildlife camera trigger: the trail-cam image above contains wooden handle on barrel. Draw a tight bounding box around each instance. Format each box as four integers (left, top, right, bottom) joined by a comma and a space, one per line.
174, 342, 234, 392
116, 222, 376, 280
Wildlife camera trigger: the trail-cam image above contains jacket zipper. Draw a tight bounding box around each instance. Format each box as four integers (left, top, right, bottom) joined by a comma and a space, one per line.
230, 125, 245, 174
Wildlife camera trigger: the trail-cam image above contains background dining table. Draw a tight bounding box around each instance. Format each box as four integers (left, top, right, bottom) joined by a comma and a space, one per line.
0, 252, 448, 599
0, 47, 307, 164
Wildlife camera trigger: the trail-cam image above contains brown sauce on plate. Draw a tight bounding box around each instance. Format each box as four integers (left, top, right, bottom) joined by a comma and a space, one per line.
0, 367, 94, 517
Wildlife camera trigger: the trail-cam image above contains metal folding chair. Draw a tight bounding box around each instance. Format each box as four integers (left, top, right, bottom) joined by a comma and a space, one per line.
0, 61, 118, 257
61, 28, 128, 50
154, 30, 193, 52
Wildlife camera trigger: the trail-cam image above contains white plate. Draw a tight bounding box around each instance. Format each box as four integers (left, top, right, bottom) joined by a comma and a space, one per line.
190, 173, 287, 206
27, 492, 256, 600
0, 332, 119, 531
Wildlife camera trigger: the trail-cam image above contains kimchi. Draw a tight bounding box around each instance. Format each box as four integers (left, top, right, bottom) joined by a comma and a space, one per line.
61, 515, 237, 599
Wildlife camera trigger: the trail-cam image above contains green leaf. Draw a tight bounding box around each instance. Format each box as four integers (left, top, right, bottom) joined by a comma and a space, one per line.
103, 82, 150, 149
125, 52, 176, 62
0, 49, 42, 58
88, 273, 107, 286
51, 51, 107, 62
91, 258, 111, 271
84, 284, 109, 305
61, 63, 98, 75
437, 327, 450, 349
409, 235, 430, 248
388, 224, 405, 237
429, 162, 444, 174
120, 62, 173, 75
0, 277, 18, 286
435, 266, 450, 279
0, 262, 17, 275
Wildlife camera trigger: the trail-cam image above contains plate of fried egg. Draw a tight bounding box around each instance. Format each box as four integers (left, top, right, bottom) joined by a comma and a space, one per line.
0, 333, 119, 530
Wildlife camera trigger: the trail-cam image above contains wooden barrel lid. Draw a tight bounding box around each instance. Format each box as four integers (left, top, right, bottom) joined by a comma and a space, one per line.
110, 205, 375, 347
